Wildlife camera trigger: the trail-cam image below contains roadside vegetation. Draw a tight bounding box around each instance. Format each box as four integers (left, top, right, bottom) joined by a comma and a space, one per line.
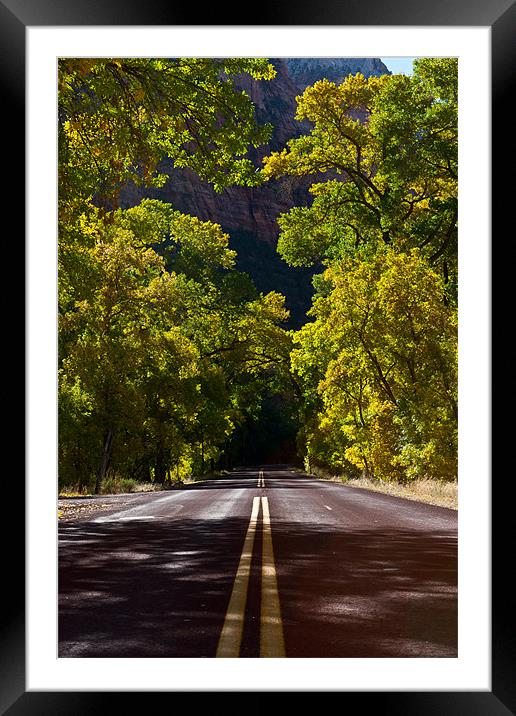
306, 467, 457, 510
58, 58, 458, 495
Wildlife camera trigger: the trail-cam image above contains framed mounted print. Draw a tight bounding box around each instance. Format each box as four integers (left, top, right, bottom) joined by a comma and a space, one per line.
5, 0, 511, 711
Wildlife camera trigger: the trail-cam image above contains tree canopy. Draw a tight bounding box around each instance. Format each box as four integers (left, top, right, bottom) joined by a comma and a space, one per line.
262, 58, 458, 482
263, 58, 458, 298
58, 58, 292, 493
59, 57, 275, 217
58, 57, 459, 492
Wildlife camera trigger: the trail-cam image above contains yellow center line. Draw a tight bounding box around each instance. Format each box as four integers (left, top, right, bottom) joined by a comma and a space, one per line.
260, 496, 286, 658
216, 497, 260, 658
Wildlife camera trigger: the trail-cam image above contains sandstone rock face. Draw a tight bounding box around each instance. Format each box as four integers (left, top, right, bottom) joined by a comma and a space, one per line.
119, 58, 390, 325
121, 163, 314, 250
284, 57, 389, 91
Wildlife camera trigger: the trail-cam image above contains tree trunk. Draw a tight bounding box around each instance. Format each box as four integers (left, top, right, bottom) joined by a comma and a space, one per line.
362, 455, 372, 480
95, 428, 114, 495
155, 440, 166, 485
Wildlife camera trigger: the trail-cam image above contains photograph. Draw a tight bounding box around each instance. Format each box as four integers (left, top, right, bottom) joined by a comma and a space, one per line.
56, 55, 459, 660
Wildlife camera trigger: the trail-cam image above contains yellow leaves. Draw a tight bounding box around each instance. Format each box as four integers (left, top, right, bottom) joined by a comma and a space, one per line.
264, 74, 383, 184
59, 56, 278, 219
260, 291, 289, 323
262, 62, 457, 282
292, 245, 457, 481
261, 64, 458, 483
262, 148, 290, 179
294, 73, 386, 126
344, 445, 366, 470
295, 78, 339, 121
366, 73, 391, 94
60, 196, 294, 485
170, 212, 236, 269
336, 73, 373, 109
62, 58, 99, 79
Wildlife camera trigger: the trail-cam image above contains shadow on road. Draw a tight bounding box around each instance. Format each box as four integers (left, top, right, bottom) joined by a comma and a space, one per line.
59, 515, 457, 658
273, 522, 457, 657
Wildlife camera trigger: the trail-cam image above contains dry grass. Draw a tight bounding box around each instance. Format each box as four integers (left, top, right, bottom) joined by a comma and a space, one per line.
317, 474, 458, 510
58, 482, 161, 498
131, 482, 162, 493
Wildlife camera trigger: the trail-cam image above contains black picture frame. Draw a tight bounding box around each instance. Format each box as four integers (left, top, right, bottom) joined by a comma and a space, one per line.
6, 0, 510, 712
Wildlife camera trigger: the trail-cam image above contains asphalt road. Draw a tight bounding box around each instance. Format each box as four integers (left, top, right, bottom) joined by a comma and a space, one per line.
58, 467, 457, 658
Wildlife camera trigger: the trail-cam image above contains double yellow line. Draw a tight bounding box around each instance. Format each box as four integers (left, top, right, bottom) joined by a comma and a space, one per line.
216, 492, 285, 658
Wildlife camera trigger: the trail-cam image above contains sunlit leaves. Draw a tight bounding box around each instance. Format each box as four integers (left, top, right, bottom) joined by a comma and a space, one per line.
291, 248, 457, 481
263, 60, 458, 286
59, 200, 291, 489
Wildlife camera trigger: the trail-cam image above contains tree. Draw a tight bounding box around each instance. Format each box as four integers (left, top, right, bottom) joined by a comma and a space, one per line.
291, 248, 457, 481
59, 200, 291, 492
261, 59, 458, 482
263, 59, 458, 296
58, 58, 296, 492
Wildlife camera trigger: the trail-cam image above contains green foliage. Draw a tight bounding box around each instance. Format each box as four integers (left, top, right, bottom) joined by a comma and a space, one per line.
292, 247, 457, 480
291, 248, 457, 482
58, 58, 294, 493
59, 55, 459, 490
58, 200, 291, 490
263, 61, 458, 482
263, 60, 458, 293
59, 57, 275, 217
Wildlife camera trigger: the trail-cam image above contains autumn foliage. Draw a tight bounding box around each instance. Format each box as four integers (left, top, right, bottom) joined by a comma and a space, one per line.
264, 58, 458, 482
58, 57, 458, 491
